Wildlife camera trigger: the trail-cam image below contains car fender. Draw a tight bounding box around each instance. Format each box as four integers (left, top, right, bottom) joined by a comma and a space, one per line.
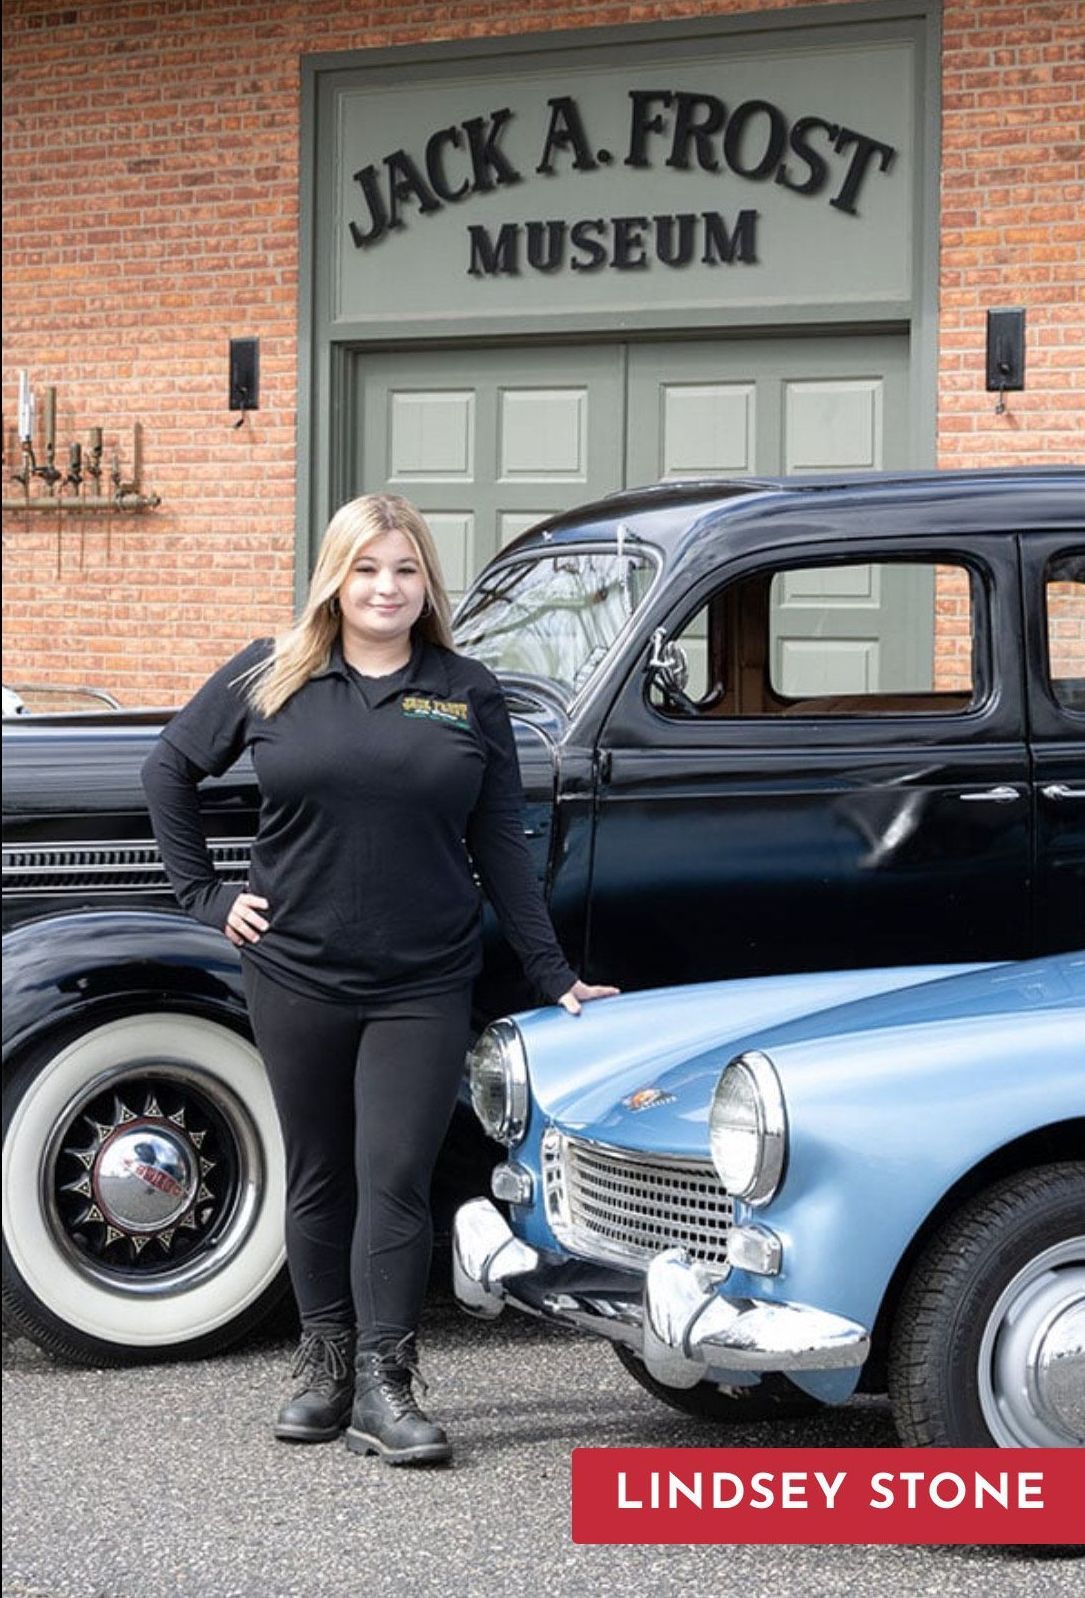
2, 910, 248, 1064
726, 1008, 1084, 1335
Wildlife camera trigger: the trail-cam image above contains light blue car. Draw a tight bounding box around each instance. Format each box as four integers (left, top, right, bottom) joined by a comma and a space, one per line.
453, 955, 1084, 1448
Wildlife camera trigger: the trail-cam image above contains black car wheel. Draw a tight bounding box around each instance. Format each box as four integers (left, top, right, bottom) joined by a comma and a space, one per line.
888, 1163, 1085, 1447
2, 1012, 289, 1364
612, 1342, 819, 1422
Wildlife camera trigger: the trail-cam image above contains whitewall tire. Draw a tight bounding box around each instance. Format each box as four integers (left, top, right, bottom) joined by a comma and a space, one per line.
2, 1012, 288, 1364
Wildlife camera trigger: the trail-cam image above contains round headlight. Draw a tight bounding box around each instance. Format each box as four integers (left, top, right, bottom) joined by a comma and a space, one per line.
708, 1050, 787, 1206
468, 1019, 529, 1146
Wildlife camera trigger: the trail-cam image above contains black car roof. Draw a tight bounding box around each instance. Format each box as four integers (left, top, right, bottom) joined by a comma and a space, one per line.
499, 466, 1084, 558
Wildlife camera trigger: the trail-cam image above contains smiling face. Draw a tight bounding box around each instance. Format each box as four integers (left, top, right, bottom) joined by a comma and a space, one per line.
336, 528, 429, 653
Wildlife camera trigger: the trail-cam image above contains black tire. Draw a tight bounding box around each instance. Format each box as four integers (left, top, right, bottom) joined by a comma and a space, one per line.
612, 1342, 820, 1422
2, 1012, 291, 1365
888, 1162, 1085, 1447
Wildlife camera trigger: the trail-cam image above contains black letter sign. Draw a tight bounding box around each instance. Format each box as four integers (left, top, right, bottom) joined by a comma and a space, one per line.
463, 110, 523, 192
667, 92, 725, 172
625, 91, 674, 168
425, 127, 471, 203
536, 97, 599, 174
350, 165, 389, 248
384, 149, 442, 230
702, 209, 759, 264
830, 128, 897, 215
467, 223, 521, 275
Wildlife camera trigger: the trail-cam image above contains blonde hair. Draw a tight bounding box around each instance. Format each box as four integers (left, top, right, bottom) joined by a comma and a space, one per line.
243, 495, 455, 717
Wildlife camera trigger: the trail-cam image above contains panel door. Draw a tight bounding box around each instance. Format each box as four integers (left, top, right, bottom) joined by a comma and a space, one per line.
625, 334, 910, 482
626, 334, 918, 692
353, 344, 624, 602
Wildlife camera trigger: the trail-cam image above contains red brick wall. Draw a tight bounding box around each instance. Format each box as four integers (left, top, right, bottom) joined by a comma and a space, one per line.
933, 565, 974, 693
2, 0, 1082, 704
1048, 574, 1085, 684
938, 0, 1085, 465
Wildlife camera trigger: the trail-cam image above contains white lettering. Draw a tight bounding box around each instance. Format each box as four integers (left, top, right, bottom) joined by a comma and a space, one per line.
781, 1471, 809, 1509
870, 1472, 895, 1509
748, 1471, 775, 1509
670, 1472, 703, 1509
617, 1471, 642, 1509
974, 1472, 1010, 1509
929, 1472, 967, 1510
1019, 1473, 1045, 1509
899, 1471, 925, 1509
867, 1470, 1046, 1510
817, 1471, 848, 1510
712, 1472, 745, 1510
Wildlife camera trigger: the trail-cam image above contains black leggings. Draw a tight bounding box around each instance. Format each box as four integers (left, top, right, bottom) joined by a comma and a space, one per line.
242, 960, 473, 1346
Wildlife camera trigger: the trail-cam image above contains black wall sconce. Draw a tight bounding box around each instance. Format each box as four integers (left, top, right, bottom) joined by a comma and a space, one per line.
229, 337, 260, 426
986, 308, 1026, 415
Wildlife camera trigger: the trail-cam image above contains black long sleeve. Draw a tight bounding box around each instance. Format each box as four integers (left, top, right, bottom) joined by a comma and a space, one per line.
140, 639, 578, 1003
142, 739, 239, 933
465, 683, 578, 1005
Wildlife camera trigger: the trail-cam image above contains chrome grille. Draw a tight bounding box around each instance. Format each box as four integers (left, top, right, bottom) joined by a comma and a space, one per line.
543, 1131, 733, 1271
2, 839, 251, 893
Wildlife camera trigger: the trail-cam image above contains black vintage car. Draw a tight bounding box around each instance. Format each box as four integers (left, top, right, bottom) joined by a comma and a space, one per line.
4, 468, 1083, 1364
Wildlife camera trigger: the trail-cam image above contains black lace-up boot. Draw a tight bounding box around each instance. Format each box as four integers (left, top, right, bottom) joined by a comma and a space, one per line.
275, 1323, 355, 1443
345, 1332, 451, 1465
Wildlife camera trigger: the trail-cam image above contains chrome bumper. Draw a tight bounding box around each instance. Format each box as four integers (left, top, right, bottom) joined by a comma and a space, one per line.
452, 1198, 870, 1385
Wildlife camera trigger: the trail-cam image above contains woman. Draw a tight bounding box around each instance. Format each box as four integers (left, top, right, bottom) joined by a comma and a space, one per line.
141, 494, 615, 1466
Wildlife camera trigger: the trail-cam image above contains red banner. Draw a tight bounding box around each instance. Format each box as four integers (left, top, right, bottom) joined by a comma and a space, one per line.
572, 1448, 1085, 1545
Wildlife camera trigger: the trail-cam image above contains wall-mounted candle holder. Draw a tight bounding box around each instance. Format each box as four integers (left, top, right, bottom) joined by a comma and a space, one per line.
3, 375, 161, 514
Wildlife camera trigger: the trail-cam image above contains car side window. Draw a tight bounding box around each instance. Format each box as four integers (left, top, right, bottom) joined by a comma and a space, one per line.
651, 559, 978, 718
1044, 551, 1085, 714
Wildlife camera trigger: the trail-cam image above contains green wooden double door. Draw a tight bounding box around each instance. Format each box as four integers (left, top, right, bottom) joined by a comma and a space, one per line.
351, 334, 909, 592
350, 334, 918, 692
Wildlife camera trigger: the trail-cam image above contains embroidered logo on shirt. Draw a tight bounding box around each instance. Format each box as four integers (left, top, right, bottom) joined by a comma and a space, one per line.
401, 695, 470, 727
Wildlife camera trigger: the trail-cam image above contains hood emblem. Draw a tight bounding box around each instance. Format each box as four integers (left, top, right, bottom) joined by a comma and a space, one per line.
623, 1087, 675, 1112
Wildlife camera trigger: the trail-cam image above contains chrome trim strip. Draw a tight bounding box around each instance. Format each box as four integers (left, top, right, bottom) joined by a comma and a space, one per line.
3, 838, 252, 893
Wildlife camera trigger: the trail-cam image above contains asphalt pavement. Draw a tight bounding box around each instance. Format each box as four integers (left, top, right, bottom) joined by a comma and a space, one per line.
3, 1289, 1080, 1598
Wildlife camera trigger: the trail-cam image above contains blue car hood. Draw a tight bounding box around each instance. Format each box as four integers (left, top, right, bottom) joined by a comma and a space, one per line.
515, 955, 1084, 1151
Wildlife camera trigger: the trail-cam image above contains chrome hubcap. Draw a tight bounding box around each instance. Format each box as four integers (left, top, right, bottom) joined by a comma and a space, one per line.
1032, 1298, 1085, 1442
91, 1116, 204, 1234
47, 1065, 256, 1288
979, 1239, 1085, 1447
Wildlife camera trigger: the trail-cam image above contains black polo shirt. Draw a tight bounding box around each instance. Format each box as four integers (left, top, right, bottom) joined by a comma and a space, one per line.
144, 634, 577, 1004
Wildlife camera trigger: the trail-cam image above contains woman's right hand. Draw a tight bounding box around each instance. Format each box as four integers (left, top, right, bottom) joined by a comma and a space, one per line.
224, 892, 270, 946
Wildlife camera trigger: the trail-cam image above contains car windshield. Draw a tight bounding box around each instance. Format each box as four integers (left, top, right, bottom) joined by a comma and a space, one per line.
454, 545, 657, 704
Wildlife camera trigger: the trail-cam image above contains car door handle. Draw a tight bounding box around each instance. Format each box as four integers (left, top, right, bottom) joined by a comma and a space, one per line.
958, 786, 1021, 803
1041, 783, 1085, 800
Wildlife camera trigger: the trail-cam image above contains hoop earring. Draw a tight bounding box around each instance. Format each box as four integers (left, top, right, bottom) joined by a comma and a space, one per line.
420, 597, 433, 619
329, 595, 340, 618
